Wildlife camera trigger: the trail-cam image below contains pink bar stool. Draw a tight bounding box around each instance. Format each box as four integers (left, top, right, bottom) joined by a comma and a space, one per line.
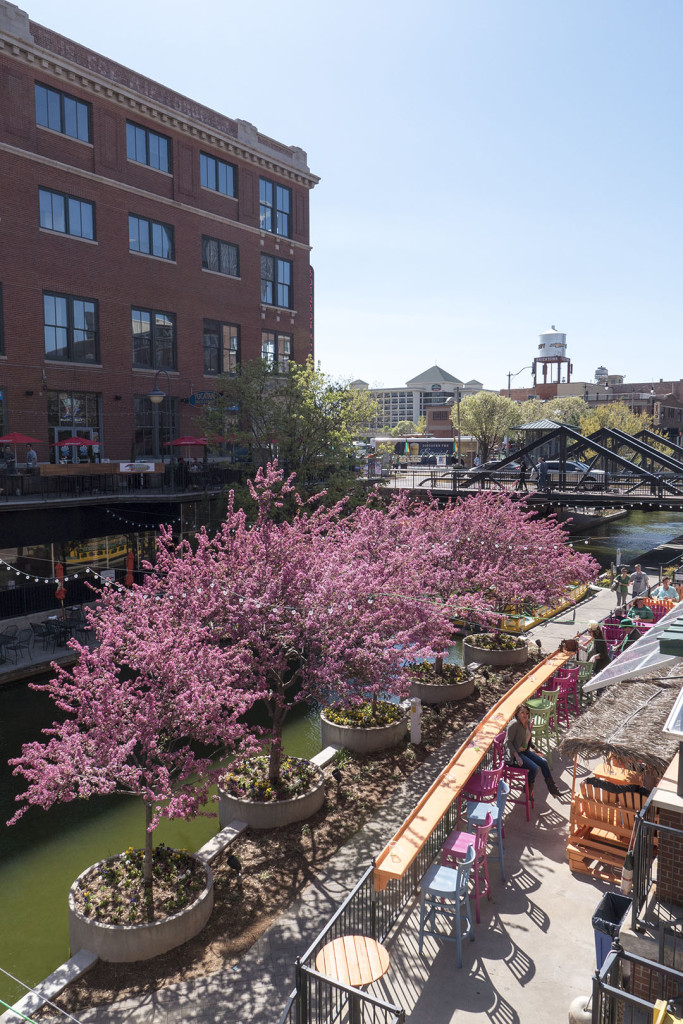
442, 810, 493, 923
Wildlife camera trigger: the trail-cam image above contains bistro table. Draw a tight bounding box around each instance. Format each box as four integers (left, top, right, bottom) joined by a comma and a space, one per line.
315, 935, 390, 1024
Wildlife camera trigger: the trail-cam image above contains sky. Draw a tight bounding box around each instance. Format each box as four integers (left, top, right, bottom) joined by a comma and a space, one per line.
21, 0, 683, 392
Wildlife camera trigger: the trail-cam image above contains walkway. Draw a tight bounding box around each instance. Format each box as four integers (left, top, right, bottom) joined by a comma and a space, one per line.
33, 587, 620, 1024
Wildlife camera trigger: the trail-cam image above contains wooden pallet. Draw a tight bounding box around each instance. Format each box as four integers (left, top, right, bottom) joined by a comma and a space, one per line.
567, 780, 648, 882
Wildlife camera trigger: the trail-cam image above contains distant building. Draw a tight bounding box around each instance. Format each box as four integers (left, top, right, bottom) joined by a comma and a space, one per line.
359, 366, 482, 430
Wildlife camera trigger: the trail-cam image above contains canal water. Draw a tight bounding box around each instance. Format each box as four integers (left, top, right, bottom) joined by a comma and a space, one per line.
2, 509, 683, 1006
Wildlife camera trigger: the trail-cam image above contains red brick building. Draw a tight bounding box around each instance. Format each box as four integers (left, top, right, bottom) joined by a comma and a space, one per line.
0, 1, 318, 462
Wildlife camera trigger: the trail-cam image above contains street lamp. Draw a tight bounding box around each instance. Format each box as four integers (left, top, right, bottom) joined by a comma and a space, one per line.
446, 389, 462, 466
147, 369, 174, 486
507, 366, 532, 398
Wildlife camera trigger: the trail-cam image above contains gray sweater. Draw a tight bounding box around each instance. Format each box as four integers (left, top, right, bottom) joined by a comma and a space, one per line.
505, 718, 533, 762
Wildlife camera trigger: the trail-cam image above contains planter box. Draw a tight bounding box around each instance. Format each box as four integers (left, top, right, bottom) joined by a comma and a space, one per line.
218, 761, 325, 830
409, 675, 475, 704
320, 710, 408, 754
463, 636, 528, 667
68, 854, 213, 963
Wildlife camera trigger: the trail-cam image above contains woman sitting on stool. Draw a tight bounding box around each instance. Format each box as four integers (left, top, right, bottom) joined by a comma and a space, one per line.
505, 704, 560, 798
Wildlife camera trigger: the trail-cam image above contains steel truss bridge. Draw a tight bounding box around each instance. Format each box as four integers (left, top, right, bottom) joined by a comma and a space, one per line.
392, 424, 683, 511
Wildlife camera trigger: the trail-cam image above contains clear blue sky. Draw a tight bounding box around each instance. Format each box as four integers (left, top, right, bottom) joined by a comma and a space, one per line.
23, 0, 683, 391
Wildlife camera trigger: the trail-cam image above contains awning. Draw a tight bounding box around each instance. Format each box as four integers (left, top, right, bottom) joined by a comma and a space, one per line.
583, 602, 683, 693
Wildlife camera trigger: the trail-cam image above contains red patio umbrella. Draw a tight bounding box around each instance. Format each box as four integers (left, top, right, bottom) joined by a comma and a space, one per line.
55, 561, 67, 618
125, 550, 134, 587
163, 436, 208, 447
51, 436, 99, 446
0, 432, 44, 466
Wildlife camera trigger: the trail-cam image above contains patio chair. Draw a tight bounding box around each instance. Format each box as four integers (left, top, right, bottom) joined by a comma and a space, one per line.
30, 621, 52, 651
458, 763, 504, 819
528, 687, 560, 741
603, 623, 624, 643
418, 844, 476, 967
0, 625, 18, 641
529, 702, 554, 767
5, 628, 33, 663
467, 779, 510, 881
442, 810, 493, 924
495, 730, 534, 821
554, 667, 580, 727
577, 661, 595, 705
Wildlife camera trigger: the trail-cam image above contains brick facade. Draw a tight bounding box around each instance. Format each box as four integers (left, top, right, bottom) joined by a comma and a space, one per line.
0, 2, 318, 460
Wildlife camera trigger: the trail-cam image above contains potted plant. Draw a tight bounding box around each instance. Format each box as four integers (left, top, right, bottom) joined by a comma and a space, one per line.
407, 659, 474, 704
462, 631, 529, 667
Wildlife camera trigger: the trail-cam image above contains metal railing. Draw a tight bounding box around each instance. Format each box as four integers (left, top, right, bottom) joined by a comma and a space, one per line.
592, 945, 683, 1024
279, 797, 461, 1024
0, 465, 244, 503
632, 792, 683, 933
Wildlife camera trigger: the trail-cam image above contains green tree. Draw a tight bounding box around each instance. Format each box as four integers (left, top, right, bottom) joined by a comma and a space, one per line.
391, 420, 418, 436
204, 358, 378, 483
579, 402, 653, 436
518, 395, 587, 427
457, 392, 520, 463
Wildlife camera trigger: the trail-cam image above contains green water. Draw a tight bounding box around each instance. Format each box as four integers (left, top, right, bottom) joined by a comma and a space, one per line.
0, 680, 321, 1008
577, 509, 683, 569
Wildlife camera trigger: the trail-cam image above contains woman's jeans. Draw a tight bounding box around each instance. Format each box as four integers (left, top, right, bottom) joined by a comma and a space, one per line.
517, 751, 550, 784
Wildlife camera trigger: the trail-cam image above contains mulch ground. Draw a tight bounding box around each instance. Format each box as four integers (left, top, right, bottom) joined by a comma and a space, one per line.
52, 660, 539, 1016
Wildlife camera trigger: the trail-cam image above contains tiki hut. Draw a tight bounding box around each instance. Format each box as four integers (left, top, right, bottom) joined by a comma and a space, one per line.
560, 669, 681, 777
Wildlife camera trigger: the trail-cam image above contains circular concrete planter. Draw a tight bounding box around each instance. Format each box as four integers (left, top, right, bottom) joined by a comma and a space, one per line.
320, 710, 408, 754
218, 760, 325, 830
409, 675, 475, 704
462, 635, 528, 667
68, 853, 213, 963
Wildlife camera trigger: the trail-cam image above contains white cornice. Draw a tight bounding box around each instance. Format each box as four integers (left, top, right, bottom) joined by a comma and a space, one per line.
0, 29, 319, 189
0, 140, 313, 253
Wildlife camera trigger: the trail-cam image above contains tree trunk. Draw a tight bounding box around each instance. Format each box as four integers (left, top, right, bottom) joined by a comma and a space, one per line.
435, 656, 444, 678
143, 800, 154, 921
268, 705, 287, 785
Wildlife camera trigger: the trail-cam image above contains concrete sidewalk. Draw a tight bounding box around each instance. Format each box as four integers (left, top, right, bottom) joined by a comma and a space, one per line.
44, 586, 621, 1024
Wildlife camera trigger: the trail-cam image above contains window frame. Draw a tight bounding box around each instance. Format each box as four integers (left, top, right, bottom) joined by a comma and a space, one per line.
259, 177, 292, 237
35, 82, 91, 143
126, 121, 172, 173
128, 214, 175, 260
131, 306, 177, 371
39, 187, 96, 240
200, 152, 237, 198
43, 291, 99, 364
203, 319, 240, 376
201, 235, 240, 277
261, 330, 292, 373
0, 283, 4, 356
260, 254, 293, 309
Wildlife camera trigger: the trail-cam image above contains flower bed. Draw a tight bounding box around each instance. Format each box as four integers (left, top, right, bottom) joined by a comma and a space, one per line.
463, 632, 529, 667
69, 848, 213, 962
407, 662, 474, 704
320, 700, 408, 754
218, 756, 325, 830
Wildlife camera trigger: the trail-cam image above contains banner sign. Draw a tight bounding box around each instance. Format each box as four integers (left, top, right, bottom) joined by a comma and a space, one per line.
119, 462, 156, 474
189, 391, 218, 406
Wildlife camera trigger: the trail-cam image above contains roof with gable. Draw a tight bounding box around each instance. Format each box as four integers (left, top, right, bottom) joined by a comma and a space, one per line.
405, 366, 463, 387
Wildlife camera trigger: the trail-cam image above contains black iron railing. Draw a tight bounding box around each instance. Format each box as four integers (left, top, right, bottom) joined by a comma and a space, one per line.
0, 465, 244, 503
592, 945, 683, 1024
632, 791, 683, 933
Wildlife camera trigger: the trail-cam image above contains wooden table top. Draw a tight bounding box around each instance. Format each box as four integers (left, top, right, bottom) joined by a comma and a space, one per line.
315, 935, 390, 989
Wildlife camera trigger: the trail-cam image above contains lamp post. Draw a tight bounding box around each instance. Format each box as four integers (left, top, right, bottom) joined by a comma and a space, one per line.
446, 389, 462, 466
147, 369, 174, 488
506, 365, 532, 398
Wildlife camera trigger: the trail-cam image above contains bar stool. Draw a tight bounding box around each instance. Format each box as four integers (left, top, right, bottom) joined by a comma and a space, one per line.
496, 730, 533, 821
467, 779, 510, 881
442, 810, 493, 923
418, 845, 476, 967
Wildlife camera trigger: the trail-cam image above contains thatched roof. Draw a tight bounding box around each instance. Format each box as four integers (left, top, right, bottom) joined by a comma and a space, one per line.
559, 668, 682, 775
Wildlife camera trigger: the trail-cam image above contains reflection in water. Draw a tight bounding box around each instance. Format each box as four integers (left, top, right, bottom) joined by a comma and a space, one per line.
577, 510, 683, 569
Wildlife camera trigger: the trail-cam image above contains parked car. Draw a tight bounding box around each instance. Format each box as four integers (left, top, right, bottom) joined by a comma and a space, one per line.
535, 459, 605, 489
462, 460, 521, 483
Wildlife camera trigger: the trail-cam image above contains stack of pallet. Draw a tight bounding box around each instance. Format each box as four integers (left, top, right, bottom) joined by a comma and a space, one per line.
567, 777, 650, 883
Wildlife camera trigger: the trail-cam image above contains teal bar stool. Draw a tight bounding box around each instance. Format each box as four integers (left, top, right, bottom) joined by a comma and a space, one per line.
418, 844, 476, 967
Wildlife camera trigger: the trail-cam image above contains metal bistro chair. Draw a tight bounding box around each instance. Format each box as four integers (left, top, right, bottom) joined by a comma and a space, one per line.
467, 779, 510, 882
418, 844, 476, 967
5, 628, 33, 663
30, 621, 52, 651
495, 730, 534, 821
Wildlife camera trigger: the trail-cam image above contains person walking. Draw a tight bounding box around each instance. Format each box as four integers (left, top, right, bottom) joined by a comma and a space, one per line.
515, 459, 528, 493
612, 567, 631, 610
535, 457, 549, 493
25, 445, 37, 474
505, 704, 560, 799
629, 563, 649, 599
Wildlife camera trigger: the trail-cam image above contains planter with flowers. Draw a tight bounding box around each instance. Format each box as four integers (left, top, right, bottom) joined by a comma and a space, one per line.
463, 632, 529, 667
320, 700, 408, 755
407, 659, 474, 704
218, 755, 325, 830
68, 844, 213, 963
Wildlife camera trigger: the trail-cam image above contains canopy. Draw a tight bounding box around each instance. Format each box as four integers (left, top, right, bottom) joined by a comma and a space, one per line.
0, 433, 42, 445
559, 673, 681, 775
164, 436, 207, 447
583, 602, 683, 692
52, 436, 98, 446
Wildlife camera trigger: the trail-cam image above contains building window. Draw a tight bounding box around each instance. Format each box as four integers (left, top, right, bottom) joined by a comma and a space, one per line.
134, 394, 178, 458
261, 331, 292, 373
126, 121, 171, 173
0, 387, 5, 435
47, 390, 101, 461
203, 320, 240, 375
44, 293, 98, 363
39, 188, 95, 240
35, 82, 90, 142
128, 215, 174, 260
200, 153, 236, 197
0, 283, 3, 356
259, 178, 291, 237
201, 236, 239, 277
132, 308, 176, 370
260, 255, 292, 308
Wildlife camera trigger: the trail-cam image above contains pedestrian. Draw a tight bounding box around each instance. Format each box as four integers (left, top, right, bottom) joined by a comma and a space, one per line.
4, 447, 16, 475
586, 620, 610, 672
652, 578, 678, 601
611, 566, 631, 610
505, 704, 560, 799
473, 454, 481, 468
25, 445, 37, 474
535, 457, 549, 493
629, 563, 649, 599
515, 460, 528, 493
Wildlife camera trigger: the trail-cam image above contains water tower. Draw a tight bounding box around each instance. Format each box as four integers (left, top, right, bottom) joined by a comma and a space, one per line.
532, 325, 572, 387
